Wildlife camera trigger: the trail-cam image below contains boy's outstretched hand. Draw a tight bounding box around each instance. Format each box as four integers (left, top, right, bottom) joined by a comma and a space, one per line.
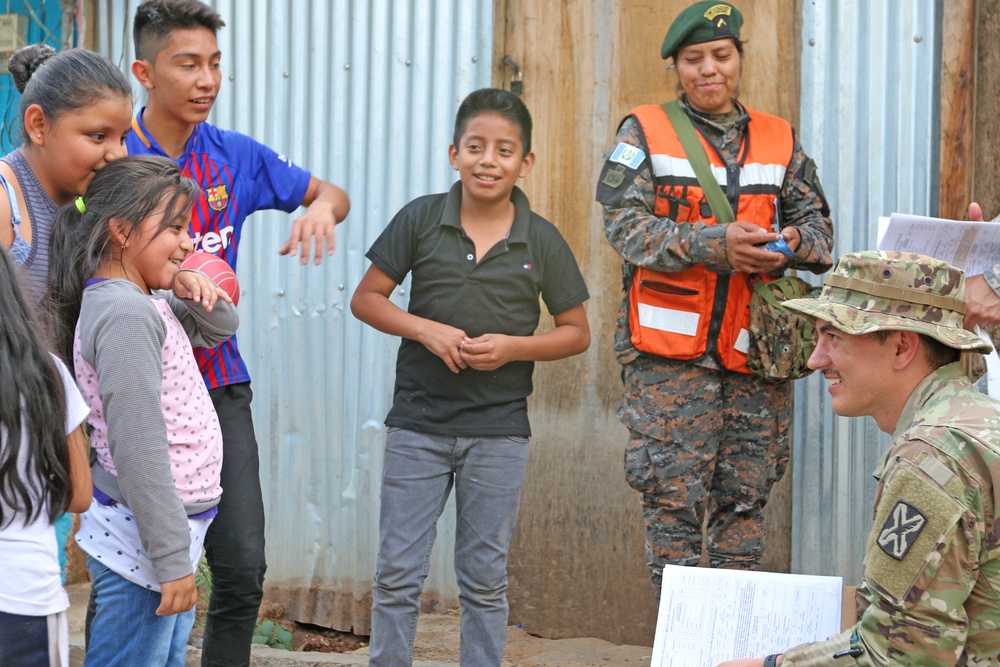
157, 573, 197, 616
281, 204, 337, 265
279, 177, 350, 265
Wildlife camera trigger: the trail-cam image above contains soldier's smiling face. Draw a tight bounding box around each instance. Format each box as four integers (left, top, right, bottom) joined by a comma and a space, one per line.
674, 38, 740, 115
808, 322, 900, 428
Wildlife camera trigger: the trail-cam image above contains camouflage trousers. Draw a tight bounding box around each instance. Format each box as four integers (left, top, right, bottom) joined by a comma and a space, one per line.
620, 355, 791, 588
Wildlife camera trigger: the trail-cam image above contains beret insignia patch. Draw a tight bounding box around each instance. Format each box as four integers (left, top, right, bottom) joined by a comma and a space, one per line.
877, 500, 927, 560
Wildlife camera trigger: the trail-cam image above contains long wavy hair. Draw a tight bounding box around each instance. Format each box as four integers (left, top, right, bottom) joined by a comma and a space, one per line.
0, 245, 70, 527
45, 155, 199, 363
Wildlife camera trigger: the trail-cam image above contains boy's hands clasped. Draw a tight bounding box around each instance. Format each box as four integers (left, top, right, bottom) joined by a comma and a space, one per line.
418, 322, 516, 374
418, 321, 470, 373
459, 334, 514, 371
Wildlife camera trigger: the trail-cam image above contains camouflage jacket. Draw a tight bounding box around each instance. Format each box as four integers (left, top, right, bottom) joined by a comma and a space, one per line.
597, 97, 834, 365
984, 262, 1000, 298
981, 212, 1000, 297
784, 363, 1000, 666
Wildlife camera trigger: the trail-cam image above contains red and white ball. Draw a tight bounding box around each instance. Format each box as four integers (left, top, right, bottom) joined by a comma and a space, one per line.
179, 251, 240, 305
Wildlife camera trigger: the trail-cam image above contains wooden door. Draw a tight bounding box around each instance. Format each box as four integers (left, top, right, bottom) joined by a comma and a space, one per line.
492, 0, 799, 645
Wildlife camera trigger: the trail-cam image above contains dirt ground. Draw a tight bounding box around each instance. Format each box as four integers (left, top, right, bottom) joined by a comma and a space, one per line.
68, 583, 653, 667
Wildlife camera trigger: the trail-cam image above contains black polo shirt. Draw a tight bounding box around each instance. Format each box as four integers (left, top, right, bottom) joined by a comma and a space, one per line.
366, 181, 589, 437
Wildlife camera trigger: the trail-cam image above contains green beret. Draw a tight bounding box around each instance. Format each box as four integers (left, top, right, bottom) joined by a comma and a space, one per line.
661, 1, 743, 60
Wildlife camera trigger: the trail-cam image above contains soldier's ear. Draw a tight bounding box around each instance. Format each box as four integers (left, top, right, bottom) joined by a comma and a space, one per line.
891, 330, 922, 370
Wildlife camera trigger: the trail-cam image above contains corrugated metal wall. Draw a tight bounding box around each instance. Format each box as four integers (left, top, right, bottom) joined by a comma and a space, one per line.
89, 0, 955, 633
792, 0, 943, 582
95, 0, 493, 631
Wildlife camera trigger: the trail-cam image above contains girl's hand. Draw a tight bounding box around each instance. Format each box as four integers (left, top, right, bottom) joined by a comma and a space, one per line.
156, 573, 197, 616
173, 269, 235, 311
459, 334, 515, 371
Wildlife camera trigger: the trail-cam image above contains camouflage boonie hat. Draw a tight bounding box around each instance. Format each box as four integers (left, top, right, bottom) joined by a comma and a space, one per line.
783, 250, 992, 353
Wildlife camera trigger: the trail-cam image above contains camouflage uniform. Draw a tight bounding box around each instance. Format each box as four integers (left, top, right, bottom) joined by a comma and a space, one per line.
984, 261, 1000, 298
782, 363, 1000, 666
597, 97, 833, 583
777, 251, 998, 665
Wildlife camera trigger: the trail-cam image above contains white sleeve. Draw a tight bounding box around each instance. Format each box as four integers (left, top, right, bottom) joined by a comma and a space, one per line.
51, 353, 89, 435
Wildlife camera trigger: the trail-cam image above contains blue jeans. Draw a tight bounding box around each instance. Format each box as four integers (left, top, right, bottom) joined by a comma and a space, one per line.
84, 383, 266, 666
369, 428, 530, 667
86, 558, 195, 667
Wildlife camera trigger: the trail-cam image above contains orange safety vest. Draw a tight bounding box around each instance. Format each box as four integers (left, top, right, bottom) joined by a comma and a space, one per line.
627, 103, 794, 373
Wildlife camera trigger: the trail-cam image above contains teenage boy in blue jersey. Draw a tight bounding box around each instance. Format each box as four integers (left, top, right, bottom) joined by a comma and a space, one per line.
123, 1, 350, 665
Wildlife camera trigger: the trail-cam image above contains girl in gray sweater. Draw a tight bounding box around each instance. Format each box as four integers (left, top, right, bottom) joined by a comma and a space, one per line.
46, 156, 238, 667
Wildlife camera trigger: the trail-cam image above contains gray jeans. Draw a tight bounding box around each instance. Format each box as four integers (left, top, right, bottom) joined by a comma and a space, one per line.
369, 428, 530, 667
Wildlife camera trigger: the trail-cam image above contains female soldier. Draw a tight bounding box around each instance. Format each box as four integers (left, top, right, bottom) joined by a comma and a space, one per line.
596, 1, 833, 587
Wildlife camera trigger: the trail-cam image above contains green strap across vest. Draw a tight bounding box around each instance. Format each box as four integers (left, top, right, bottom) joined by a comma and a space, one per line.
662, 99, 735, 224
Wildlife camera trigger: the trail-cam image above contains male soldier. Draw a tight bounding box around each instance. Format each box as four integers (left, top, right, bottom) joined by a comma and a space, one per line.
719, 250, 1000, 667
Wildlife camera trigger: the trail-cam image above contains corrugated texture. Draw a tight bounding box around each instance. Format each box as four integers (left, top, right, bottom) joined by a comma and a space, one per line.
792, 0, 943, 582
96, 0, 493, 631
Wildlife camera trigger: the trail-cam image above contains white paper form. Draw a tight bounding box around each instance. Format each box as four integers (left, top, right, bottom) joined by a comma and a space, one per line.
650, 565, 842, 667
877, 213, 1000, 276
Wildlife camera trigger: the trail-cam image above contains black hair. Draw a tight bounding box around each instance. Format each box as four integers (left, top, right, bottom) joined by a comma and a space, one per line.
923, 336, 961, 368
7, 45, 132, 144
133, 0, 226, 62
871, 329, 960, 369
671, 37, 744, 64
45, 156, 200, 363
0, 245, 71, 528
452, 88, 532, 155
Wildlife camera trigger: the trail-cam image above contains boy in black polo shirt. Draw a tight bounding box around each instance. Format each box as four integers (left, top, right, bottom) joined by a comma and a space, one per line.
351, 88, 590, 667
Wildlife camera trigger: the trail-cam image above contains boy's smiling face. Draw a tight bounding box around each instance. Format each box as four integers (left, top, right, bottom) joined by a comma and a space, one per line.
141, 26, 222, 127
448, 112, 534, 207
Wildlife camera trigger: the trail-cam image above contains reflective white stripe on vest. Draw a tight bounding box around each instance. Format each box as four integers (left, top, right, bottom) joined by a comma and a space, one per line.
637, 303, 699, 336
649, 154, 785, 187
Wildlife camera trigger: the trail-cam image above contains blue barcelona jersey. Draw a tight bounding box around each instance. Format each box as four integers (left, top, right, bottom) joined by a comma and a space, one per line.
126, 108, 311, 388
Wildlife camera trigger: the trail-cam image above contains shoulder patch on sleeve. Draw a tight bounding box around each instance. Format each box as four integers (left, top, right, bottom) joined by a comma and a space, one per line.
609, 142, 646, 170
876, 501, 926, 560
601, 165, 626, 189
864, 461, 966, 603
